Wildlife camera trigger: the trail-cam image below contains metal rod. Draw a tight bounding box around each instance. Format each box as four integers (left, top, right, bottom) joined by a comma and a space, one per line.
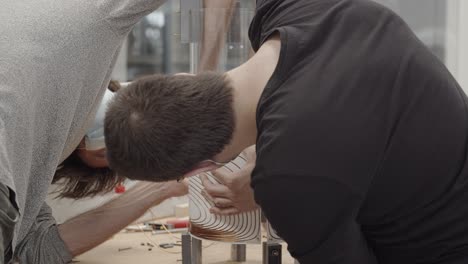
231, 244, 247, 262
182, 233, 192, 264
191, 237, 202, 264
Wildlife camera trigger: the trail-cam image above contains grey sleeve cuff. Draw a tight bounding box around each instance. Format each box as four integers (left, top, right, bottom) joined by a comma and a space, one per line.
15, 204, 73, 264
45, 225, 73, 264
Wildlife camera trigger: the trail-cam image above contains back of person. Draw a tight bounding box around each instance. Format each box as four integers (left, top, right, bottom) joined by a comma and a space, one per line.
0, 0, 163, 262
249, 0, 468, 263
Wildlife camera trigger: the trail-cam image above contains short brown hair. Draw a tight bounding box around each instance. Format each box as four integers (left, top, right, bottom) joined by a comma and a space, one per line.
105, 72, 235, 182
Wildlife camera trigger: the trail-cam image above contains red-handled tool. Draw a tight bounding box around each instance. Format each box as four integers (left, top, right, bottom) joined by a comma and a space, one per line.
166, 219, 189, 229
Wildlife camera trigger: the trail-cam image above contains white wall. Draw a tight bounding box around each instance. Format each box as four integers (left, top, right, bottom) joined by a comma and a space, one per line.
456, 0, 468, 91
446, 0, 468, 92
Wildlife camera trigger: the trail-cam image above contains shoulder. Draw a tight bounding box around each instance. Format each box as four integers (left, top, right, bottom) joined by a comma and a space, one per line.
94, 0, 166, 34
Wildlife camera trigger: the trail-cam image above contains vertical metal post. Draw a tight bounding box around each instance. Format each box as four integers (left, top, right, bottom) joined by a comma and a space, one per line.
262, 242, 282, 264
189, 42, 200, 73
182, 233, 192, 264
180, 0, 201, 44
180, 0, 201, 73
191, 237, 203, 264
231, 244, 247, 262
162, 12, 172, 73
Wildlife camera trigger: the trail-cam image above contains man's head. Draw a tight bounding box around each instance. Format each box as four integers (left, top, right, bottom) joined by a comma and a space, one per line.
104, 72, 235, 182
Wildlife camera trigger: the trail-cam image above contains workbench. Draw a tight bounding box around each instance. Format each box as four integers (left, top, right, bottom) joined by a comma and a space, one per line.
75, 231, 296, 264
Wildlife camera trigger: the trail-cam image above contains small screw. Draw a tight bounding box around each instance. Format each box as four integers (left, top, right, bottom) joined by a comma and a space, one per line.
118, 247, 132, 252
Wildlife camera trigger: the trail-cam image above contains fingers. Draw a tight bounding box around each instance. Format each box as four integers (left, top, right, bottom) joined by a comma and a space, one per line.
201, 189, 216, 207
210, 169, 230, 185
201, 188, 236, 214
201, 188, 234, 207
212, 197, 233, 208
201, 174, 230, 197
241, 145, 256, 160
209, 206, 240, 216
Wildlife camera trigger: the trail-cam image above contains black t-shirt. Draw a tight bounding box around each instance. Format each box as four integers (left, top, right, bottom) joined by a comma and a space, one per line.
249, 0, 468, 263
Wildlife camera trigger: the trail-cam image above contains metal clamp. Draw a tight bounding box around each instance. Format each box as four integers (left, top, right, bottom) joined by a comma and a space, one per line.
263, 242, 282, 264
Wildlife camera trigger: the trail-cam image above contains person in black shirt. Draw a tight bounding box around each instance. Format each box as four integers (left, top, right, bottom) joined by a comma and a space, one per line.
104, 0, 468, 263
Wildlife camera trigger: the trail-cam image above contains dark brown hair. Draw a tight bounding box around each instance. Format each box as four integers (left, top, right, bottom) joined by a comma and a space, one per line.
52, 80, 125, 199
104, 72, 235, 182
52, 152, 125, 199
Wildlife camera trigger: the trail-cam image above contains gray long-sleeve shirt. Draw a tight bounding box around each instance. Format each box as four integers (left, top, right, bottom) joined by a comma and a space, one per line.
0, 0, 164, 262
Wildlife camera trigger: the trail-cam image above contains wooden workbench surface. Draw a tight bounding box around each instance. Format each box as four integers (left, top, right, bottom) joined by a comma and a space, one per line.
75, 231, 296, 264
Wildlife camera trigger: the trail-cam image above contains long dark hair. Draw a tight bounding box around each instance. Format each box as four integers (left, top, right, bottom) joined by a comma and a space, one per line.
52, 153, 125, 199
52, 80, 125, 199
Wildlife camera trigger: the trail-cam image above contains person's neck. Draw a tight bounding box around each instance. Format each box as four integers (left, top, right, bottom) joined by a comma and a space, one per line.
213, 33, 282, 162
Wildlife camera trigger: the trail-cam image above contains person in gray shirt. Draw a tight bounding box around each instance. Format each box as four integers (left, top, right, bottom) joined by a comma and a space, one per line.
0, 0, 172, 263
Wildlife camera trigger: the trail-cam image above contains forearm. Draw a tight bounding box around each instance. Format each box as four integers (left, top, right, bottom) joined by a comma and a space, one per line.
199, 0, 237, 71
58, 183, 173, 256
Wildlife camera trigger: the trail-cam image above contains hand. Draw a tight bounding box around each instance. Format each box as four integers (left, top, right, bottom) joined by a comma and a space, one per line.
165, 179, 189, 198
201, 145, 258, 215
199, 0, 237, 71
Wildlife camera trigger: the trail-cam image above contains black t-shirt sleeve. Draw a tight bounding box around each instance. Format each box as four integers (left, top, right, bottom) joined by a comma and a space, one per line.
248, 0, 305, 52
249, 0, 341, 52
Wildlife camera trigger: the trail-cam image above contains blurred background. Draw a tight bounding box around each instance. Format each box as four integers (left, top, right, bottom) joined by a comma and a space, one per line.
110, 0, 468, 89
